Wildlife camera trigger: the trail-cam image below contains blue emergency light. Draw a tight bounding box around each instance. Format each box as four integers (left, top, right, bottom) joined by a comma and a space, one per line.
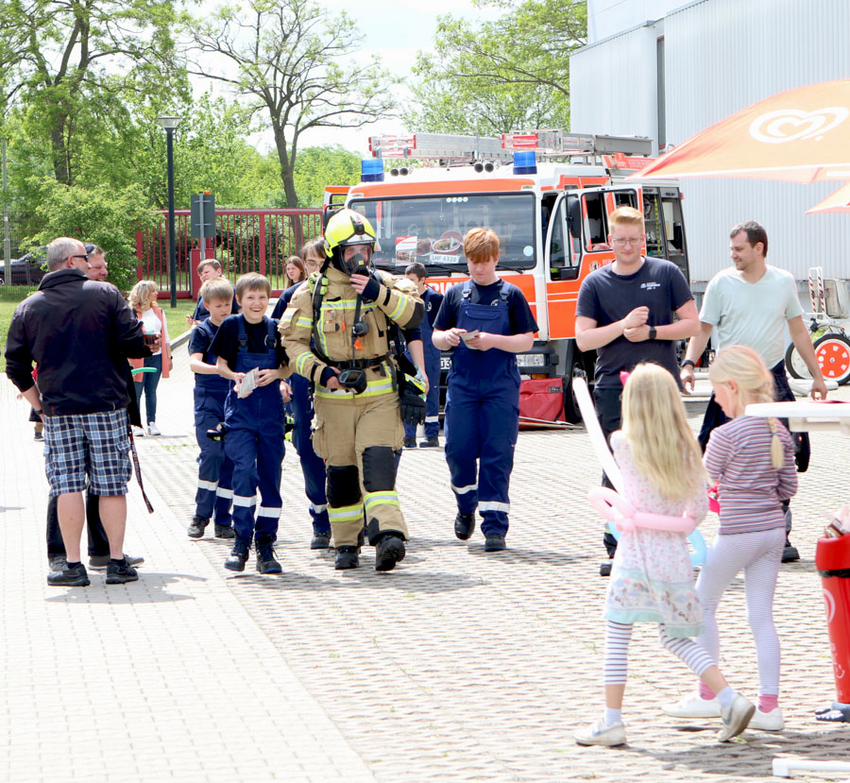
513, 151, 537, 175
361, 159, 385, 182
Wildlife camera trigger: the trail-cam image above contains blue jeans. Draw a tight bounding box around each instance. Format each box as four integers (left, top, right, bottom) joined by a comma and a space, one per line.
134, 353, 162, 424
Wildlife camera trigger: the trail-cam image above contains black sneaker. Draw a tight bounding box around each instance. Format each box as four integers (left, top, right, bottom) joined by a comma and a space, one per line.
404, 437, 417, 448
782, 538, 800, 563
34, 430, 44, 441
600, 561, 612, 577
105, 558, 138, 585
225, 539, 251, 572
454, 512, 475, 541
214, 523, 235, 539
419, 437, 439, 448
256, 543, 282, 574
48, 555, 67, 573
188, 516, 209, 538
89, 553, 145, 570
334, 545, 360, 570
375, 534, 406, 571
484, 534, 506, 552
310, 531, 331, 550
47, 563, 90, 587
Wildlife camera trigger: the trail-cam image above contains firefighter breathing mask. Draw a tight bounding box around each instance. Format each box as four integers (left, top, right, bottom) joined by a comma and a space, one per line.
324, 208, 377, 276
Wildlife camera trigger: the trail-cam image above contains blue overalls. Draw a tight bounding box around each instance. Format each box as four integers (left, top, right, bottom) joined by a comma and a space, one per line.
404, 287, 442, 441
444, 281, 520, 537
193, 319, 234, 525
223, 317, 285, 545
289, 372, 331, 537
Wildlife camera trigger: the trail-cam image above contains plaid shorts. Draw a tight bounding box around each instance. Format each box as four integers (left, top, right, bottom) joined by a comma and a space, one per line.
43, 409, 131, 497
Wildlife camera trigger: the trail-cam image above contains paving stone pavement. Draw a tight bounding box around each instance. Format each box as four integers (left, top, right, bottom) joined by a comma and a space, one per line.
3, 336, 850, 782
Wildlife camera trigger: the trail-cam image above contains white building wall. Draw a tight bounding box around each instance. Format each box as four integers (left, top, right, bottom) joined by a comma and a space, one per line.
572, 0, 850, 284
570, 25, 659, 148
587, 0, 680, 42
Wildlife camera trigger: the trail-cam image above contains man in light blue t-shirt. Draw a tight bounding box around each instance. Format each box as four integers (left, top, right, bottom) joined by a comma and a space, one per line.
680, 221, 827, 562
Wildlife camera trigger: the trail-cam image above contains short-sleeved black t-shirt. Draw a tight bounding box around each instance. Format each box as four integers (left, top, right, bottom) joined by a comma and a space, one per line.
576, 257, 693, 388
187, 319, 219, 362
208, 314, 287, 372
433, 279, 538, 335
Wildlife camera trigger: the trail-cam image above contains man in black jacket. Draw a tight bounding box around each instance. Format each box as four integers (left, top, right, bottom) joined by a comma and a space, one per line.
6, 237, 153, 587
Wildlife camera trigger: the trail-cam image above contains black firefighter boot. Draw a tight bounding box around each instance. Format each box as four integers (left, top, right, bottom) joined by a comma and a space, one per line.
374, 532, 406, 572
334, 546, 360, 570
255, 537, 282, 574
224, 537, 251, 572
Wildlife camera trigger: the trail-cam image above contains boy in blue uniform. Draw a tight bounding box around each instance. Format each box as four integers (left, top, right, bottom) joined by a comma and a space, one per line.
187, 279, 236, 540
432, 228, 538, 552
270, 239, 332, 549
210, 273, 291, 573
403, 262, 444, 448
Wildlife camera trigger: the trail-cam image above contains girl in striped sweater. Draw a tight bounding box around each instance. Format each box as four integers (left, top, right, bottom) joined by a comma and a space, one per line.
664, 345, 797, 731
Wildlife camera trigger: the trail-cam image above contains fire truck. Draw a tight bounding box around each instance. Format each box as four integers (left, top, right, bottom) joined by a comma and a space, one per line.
325, 131, 690, 423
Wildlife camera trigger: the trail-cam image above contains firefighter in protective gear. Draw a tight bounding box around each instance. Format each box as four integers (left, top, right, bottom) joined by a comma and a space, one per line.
280, 209, 424, 571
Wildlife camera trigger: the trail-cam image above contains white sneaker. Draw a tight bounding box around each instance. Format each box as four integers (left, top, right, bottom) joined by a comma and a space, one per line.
147, 422, 161, 436
662, 690, 721, 719
574, 719, 627, 747
717, 694, 755, 742
748, 707, 784, 731
132, 425, 146, 438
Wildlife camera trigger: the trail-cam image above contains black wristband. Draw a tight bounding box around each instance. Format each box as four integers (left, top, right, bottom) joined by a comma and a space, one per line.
648, 326, 657, 340
680, 359, 695, 369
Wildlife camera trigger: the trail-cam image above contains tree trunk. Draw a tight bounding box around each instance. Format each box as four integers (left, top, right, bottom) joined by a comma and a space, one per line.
50, 124, 71, 186
272, 122, 299, 208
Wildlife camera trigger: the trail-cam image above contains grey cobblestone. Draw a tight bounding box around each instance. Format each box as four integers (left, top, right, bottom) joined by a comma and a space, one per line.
3, 343, 850, 781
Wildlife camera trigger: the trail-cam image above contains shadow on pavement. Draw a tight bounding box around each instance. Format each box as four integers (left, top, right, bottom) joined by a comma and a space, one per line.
229, 569, 484, 594
45, 572, 207, 604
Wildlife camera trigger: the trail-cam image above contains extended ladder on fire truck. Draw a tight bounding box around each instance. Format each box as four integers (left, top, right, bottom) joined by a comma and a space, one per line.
368, 130, 653, 166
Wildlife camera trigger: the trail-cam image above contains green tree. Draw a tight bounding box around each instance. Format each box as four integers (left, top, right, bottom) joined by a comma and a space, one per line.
406, 0, 586, 135
27, 178, 158, 292
292, 145, 361, 208
185, 0, 397, 207
0, 0, 182, 185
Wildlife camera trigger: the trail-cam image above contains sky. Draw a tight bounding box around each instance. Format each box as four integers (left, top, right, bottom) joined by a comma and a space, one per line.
201, 0, 503, 158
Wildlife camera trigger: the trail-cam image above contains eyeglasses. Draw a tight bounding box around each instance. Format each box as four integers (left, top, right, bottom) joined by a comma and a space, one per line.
611, 237, 643, 247
70, 254, 90, 262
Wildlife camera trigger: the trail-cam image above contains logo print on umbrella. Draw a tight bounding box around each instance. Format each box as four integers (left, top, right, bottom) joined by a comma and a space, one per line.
749, 107, 849, 144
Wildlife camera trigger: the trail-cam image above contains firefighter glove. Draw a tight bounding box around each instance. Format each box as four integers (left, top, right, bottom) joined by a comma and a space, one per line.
399, 385, 426, 426
359, 273, 383, 303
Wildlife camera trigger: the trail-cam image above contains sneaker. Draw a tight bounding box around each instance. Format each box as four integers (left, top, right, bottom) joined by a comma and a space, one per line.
335, 545, 360, 570
214, 523, 235, 539
188, 515, 209, 539
403, 437, 417, 448
662, 691, 721, 719
748, 707, 784, 731
717, 694, 755, 742
599, 560, 613, 577
147, 421, 161, 437
89, 553, 144, 570
782, 538, 800, 563
47, 563, 90, 587
484, 534, 506, 552
419, 437, 439, 448
34, 430, 44, 441
454, 512, 475, 541
310, 531, 331, 550
105, 558, 139, 584
574, 719, 626, 747
375, 535, 406, 572
132, 425, 146, 438
48, 555, 67, 573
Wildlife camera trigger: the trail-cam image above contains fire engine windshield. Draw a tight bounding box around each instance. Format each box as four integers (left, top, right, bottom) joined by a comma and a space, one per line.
348, 193, 537, 272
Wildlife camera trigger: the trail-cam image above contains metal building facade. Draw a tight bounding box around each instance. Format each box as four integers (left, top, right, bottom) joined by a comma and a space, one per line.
571, 0, 850, 285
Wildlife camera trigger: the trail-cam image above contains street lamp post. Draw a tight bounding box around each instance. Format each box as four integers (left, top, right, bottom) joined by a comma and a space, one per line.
155, 115, 181, 308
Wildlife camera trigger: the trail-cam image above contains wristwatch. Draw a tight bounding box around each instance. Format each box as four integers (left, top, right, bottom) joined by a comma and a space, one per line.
648, 326, 657, 340
680, 359, 695, 369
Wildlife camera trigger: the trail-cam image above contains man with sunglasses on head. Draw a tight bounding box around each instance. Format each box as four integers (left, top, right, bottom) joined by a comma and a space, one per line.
6, 237, 154, 587
575, 206, 700, 575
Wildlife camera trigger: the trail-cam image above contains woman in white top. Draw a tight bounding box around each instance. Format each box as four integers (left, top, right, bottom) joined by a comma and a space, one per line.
129, 280, 172, 435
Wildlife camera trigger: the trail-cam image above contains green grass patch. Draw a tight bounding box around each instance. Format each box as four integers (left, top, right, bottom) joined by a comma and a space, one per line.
0, 296, 195, 373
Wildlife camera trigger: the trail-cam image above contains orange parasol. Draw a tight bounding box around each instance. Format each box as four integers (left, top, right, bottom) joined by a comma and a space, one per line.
632, 79, 850, 184
806, 181, 850, 214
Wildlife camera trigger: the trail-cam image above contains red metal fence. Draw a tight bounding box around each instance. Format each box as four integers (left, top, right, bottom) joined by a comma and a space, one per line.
136, 208, 323, 298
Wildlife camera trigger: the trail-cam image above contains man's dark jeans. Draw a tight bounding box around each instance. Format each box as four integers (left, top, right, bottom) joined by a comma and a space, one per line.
46, 492, 109, 558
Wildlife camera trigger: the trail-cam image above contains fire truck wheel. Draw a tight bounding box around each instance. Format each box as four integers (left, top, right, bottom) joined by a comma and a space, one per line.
814, 333, 850, 385
564, 359, 587, 424
785, 342, 811, 380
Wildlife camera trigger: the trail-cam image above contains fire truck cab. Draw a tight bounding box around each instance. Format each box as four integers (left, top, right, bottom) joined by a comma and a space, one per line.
328, 131, 690, 422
